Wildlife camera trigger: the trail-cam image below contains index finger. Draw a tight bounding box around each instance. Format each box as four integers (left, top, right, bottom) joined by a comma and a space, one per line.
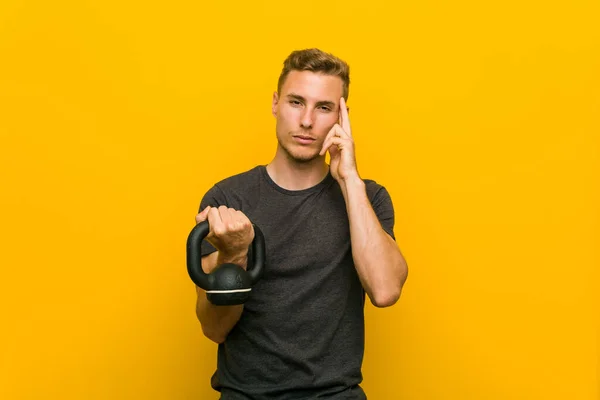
207, 207, 224, 235
339, 97, 351, 136
195, 206, 211, 223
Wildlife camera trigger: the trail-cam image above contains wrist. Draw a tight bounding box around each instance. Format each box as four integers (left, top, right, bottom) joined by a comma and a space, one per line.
217, 251, 248, 270
342, 173, 364, 187
340, 174, 365, 198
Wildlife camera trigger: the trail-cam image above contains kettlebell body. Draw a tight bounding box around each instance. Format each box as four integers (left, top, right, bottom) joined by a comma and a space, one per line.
186, 220, 265, 306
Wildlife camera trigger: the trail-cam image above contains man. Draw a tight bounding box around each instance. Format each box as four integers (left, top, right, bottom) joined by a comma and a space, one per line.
193, 48, 408, 399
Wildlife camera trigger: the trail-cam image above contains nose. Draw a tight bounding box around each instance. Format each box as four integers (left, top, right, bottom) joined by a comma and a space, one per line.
300, 108, 313, 130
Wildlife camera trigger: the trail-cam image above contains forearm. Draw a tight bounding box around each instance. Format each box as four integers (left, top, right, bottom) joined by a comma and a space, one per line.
341, 177, 408, 307
196, 292, 243, 344
195, 251, 247, 343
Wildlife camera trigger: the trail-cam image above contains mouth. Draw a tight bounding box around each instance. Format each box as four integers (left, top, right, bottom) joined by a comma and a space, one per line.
292, 135, 316, 145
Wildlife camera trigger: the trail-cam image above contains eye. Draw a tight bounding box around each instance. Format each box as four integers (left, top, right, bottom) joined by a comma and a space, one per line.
319, 106, 332, 112
289, 100, 302, 106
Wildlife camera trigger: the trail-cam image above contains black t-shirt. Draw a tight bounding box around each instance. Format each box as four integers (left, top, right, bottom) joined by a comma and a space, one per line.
198, 165, 396, 399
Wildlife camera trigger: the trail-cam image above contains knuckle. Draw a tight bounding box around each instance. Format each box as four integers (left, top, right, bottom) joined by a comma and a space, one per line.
212, 222, 225, 235
239, 212, 250, 222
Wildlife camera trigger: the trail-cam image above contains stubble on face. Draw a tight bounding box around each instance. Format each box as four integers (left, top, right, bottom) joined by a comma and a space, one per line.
272, 71, 344, 165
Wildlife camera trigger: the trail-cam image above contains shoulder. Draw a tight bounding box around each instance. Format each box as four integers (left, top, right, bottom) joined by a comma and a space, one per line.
199, 165, 264, 210
212, 165, 264, 193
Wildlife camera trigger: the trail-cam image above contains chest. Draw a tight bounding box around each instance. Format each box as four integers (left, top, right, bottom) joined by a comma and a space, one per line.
246, 188, 350, 278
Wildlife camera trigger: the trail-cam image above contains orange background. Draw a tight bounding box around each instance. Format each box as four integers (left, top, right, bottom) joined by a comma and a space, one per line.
1, 0, 598, 399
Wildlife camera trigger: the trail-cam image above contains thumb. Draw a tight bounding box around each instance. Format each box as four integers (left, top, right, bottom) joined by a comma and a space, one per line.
195, 206, 211, 224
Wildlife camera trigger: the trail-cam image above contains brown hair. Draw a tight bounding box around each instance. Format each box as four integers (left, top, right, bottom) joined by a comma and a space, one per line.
277, 48, 350, 100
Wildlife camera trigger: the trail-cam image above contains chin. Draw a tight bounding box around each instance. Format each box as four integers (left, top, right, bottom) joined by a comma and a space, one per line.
295, 155, 320, 163
290, 152, 319, 163
282, 144, 321, 164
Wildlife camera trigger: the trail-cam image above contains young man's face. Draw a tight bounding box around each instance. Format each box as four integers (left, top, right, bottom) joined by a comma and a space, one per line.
272, 70, 344, 163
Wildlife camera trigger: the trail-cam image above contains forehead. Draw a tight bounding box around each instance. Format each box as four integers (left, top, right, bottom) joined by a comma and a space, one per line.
280, 70, 343, 102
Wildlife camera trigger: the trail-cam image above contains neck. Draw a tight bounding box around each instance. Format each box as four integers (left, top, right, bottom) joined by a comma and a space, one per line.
266, 147, 330, 191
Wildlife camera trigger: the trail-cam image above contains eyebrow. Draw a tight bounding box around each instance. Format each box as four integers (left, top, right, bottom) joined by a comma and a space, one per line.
286, 93, 336, 108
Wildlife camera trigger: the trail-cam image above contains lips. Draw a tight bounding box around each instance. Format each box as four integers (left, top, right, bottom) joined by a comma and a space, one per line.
293, 135, 316, 145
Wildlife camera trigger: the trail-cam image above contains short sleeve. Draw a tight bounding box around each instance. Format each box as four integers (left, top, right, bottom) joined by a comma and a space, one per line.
369, 185, 396, 241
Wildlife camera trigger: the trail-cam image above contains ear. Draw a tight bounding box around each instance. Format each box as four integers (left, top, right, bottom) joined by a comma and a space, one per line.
271, 91, 279, 117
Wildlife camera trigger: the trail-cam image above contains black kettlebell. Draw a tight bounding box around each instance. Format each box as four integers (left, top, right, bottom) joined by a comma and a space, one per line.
186, 220, 266, 306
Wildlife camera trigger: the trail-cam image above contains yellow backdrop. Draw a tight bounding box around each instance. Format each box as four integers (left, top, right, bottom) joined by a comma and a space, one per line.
1, 0, 598, 399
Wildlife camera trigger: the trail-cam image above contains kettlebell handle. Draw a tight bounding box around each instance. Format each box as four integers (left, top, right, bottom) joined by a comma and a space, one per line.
186, 220, 266, 290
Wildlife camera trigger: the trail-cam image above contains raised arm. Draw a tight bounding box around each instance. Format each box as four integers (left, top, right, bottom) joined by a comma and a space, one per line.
320, 97, 408, 307
340, 179, 408, 307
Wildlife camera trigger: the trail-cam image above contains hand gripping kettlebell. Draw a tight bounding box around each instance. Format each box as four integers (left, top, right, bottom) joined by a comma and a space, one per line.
186, 220, 266, 306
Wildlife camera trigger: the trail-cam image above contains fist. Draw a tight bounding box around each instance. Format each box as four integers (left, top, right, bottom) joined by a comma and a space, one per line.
195, 205, 255, 260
